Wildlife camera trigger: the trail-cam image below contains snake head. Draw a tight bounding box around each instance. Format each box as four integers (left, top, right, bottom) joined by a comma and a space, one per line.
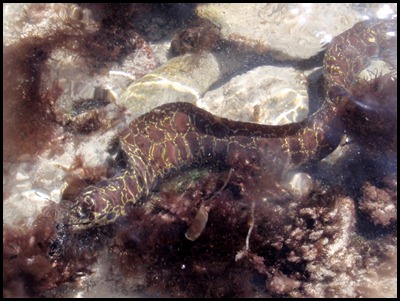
64, 186, 121, 231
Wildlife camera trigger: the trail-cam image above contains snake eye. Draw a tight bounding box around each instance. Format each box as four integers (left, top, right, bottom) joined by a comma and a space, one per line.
75, 210, 87, 220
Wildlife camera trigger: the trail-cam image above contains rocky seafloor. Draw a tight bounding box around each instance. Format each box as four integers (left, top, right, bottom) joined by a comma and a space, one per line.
3, 3, 397, 298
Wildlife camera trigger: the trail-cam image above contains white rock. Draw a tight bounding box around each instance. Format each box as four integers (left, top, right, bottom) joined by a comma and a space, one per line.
3, 189, 53, 227
198, 66, 308, 124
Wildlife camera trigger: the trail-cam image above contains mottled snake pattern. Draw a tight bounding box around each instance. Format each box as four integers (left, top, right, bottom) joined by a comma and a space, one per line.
65, 19, 397, 230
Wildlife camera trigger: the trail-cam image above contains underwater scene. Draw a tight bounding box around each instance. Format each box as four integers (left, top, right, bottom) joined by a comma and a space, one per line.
3, 4, 397, 297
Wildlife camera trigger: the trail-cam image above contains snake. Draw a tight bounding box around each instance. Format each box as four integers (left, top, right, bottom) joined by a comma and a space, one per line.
64, 19, 397, 231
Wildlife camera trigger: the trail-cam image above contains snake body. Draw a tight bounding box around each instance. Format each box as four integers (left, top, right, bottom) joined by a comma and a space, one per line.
65, 19, 397, 230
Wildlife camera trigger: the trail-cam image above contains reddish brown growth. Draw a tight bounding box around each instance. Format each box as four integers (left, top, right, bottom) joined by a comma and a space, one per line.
3, 203, 99, 297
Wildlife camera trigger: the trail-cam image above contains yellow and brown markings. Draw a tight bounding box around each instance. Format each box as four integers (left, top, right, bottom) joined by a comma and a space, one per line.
65, 19, 397, 230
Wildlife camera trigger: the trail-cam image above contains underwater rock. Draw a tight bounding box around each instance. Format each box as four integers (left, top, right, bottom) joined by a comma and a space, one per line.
198, 65, 309, 124
3, 190, 53, 228
170, 19, 221, 56
117, 53, 221, 119
40, 32, 156, 129
3, 3, 98, 46
3, 3, 157, 227
196, 4, 376, 60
